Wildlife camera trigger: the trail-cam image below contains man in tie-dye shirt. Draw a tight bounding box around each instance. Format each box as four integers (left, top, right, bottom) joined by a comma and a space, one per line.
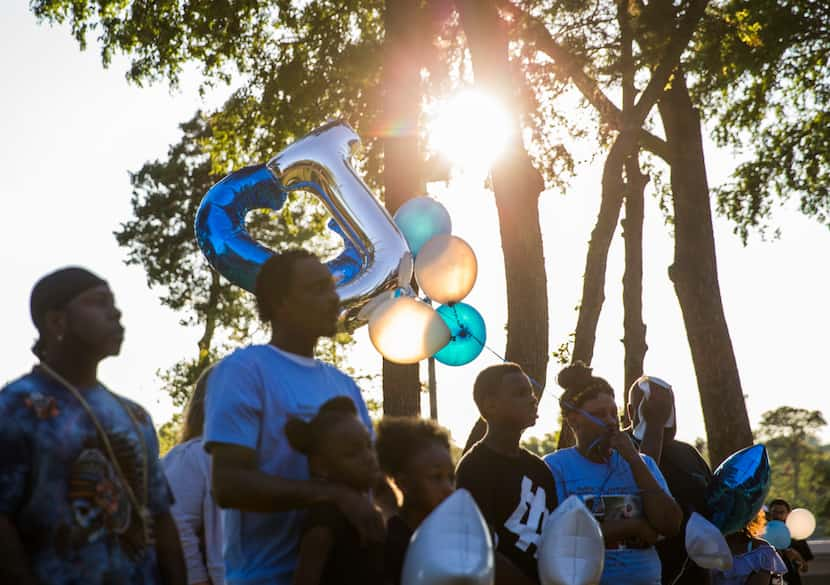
0, 267, 185, 585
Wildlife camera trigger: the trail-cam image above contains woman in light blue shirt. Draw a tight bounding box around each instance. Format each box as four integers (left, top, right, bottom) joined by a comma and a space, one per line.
543, 362, 682, 585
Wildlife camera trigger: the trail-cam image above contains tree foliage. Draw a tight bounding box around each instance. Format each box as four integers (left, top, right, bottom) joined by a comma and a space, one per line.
758, 406, 829, 536
521, 431, 560, 458
35, 0, 575, 419
115, 111, 350, 408
690, 0, 830, 241
32, 0, 388, 184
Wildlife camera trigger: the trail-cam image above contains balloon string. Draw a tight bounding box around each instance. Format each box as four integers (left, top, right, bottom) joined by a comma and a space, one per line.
669, 557, 690, 585
445, 304, 610, 431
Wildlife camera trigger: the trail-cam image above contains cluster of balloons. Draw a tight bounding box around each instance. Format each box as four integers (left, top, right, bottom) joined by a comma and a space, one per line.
366, 196, 486, 366
695, 443, 816, 560
676, 443, 817, 573
195, 121, 486, 367
763, 508, 817, 549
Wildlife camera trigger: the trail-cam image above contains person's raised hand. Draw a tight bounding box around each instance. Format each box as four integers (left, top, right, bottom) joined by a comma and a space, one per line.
641, 383, 673, 427
609, 426, 640, 462
332, 486, 385, 545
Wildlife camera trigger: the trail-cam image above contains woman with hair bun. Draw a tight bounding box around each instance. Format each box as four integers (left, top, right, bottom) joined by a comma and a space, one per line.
285, 396, 384, 585
543, 362, 682, 585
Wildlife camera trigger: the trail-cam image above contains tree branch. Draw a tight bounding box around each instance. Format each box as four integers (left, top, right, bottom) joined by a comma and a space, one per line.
496, 0, 712, 163
631, 0, 711, 124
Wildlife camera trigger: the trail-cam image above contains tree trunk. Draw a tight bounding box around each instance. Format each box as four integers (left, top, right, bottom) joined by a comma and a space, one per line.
618, 0, 647, 420
381, 0, 422, 416
561, 0, 708, 444
555, 135, 628, 450
571, 137, 629, 367
456, 0, 549, 451
658, 73, 752, 466
621, 154, 648, 420
197, 271, 222, 369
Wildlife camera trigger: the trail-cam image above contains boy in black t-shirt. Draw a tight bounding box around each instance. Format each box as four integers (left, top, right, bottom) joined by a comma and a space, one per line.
456, 363, 558, 585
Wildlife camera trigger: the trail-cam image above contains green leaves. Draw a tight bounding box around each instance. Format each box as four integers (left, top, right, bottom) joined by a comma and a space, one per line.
690, 0, 830, 239
115, 110, 355, 412
758, 406, 829, 535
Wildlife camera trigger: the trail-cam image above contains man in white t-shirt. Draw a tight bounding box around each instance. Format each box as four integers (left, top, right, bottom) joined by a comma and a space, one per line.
204, 250, 381, 585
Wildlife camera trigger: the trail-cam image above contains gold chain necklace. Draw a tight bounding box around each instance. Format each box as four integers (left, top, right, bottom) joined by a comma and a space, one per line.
37, 362, 154, 546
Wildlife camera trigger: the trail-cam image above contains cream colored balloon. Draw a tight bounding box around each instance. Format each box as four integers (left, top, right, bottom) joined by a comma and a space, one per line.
414, 235, 478, 304
368, 296, 451, 364
402, 489, 494, 585
538, 495, 604, 585
786, 508, 816, 540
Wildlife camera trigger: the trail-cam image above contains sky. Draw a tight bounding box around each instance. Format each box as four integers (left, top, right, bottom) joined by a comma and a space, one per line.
2, 3, 829, 450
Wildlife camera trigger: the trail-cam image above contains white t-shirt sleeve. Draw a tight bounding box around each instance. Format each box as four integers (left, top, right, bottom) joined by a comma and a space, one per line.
163, 441, 209, 584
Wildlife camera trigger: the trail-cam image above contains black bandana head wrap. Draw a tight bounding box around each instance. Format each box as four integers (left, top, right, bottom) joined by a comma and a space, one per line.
30, 267, 107, 333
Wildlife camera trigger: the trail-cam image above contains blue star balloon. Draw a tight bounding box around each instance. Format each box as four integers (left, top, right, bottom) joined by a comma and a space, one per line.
433, 302, 486, 366
705, 444, 771, 535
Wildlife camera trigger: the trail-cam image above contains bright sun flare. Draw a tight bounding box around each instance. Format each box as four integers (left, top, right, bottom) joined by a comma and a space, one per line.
427, 90, 513, 175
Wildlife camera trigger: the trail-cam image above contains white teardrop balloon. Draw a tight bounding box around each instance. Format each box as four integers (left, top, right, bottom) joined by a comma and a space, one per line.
537, 495, 604, 585
685, 512, 733, 571
368, 296, 450, 364
402, 489, 494, 585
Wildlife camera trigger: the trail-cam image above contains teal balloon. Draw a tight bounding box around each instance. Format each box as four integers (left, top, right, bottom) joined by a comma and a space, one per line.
705, 444, 771, 535
393, 197, 452, 256
763, 520, 791, 550
433, 302, 486, 366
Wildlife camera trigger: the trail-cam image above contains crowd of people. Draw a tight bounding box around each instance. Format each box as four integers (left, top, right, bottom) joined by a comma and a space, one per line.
0, 253, 814, 585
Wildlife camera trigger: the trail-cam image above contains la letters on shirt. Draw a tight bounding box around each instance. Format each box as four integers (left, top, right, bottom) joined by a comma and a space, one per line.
456, 442, 558, 582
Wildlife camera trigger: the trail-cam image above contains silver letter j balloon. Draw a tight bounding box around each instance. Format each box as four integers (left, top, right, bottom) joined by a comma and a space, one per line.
194, 120, 412, 325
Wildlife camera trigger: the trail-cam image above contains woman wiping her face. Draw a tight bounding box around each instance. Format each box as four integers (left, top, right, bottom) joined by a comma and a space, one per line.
542, 362, 682, 585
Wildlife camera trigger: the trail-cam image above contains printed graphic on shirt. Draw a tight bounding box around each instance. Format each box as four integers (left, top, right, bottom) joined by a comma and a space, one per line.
583, 493, 642, 521
503, 476, 549, 555
64, 432, 149, 559
0, 371, 171, 585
